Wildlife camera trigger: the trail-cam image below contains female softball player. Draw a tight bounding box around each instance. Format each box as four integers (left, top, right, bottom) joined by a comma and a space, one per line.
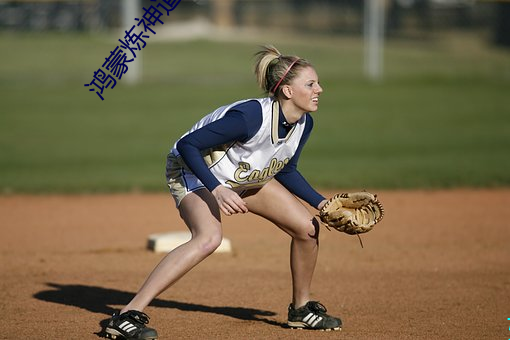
105, 45, 341, 340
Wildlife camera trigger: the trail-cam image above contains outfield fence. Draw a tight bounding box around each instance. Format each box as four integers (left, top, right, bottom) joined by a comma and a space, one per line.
0, 0, 503, 43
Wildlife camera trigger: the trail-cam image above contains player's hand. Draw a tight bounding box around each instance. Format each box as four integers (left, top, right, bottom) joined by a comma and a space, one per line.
211, 186, 248, 216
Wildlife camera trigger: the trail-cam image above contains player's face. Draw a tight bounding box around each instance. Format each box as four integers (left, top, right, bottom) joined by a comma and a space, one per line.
288, 66, 323, 113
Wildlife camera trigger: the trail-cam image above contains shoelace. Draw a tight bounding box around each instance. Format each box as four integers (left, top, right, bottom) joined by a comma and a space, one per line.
128, 311, 150, 325
307, 301, 327, 314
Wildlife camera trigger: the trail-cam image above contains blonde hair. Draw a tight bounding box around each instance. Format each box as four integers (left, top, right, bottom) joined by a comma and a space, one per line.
253, 45, 312, 97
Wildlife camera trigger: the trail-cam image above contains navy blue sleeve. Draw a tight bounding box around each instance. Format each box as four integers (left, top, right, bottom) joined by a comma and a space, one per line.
176, 100, 262, 192
275, 114, 326, 209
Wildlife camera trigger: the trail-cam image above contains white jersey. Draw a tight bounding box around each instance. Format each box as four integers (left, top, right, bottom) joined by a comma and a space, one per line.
171, 97, 307, 190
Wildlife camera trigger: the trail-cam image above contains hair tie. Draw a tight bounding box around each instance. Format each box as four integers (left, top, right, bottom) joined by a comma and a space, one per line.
271, 58, 299, 94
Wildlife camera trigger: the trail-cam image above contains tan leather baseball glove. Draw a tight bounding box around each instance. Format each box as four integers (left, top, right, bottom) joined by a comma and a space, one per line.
319, 192, 384, 239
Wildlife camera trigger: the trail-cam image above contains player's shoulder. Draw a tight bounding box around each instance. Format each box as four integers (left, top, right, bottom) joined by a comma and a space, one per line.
230, 99, 263, 115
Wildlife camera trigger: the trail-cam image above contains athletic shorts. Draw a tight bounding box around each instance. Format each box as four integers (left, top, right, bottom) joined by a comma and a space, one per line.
165, 152, 206, 207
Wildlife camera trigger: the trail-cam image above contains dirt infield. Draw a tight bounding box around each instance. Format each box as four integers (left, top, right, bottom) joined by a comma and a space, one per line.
1, 189, 509, 339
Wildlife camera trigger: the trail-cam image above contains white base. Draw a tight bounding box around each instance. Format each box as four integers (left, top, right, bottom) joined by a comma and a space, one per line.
147, 231, 232, 253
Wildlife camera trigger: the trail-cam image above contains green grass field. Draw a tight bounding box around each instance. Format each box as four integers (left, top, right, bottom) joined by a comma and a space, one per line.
0, 31, 509, 193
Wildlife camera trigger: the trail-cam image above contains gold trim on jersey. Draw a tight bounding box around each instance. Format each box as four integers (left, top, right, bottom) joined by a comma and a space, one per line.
172, 143, 234, 172
201, 143, 233, 167
270, 100, 297, 145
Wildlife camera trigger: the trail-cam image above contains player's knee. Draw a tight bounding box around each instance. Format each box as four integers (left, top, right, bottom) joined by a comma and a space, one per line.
294, 217, 320, 241
194, 231, 223, 256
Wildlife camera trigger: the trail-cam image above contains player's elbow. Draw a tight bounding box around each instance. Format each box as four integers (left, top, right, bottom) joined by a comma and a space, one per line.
176, 137, 195, 156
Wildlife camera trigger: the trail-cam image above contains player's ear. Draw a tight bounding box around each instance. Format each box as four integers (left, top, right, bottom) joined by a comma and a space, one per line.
282, 85, 292, 99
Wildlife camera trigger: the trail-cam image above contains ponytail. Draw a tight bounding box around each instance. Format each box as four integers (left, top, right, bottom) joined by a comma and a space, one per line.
253, 45, 312, 96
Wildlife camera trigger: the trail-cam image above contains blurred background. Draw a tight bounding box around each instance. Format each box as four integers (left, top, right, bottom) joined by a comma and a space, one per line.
0, 0, 509, 193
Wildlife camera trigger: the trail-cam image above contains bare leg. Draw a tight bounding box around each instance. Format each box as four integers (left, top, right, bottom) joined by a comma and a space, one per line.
243, 180, 320, 309
121, 189, 222, 313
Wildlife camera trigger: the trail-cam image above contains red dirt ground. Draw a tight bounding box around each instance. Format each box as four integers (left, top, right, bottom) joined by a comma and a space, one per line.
1, 189, 510, 339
